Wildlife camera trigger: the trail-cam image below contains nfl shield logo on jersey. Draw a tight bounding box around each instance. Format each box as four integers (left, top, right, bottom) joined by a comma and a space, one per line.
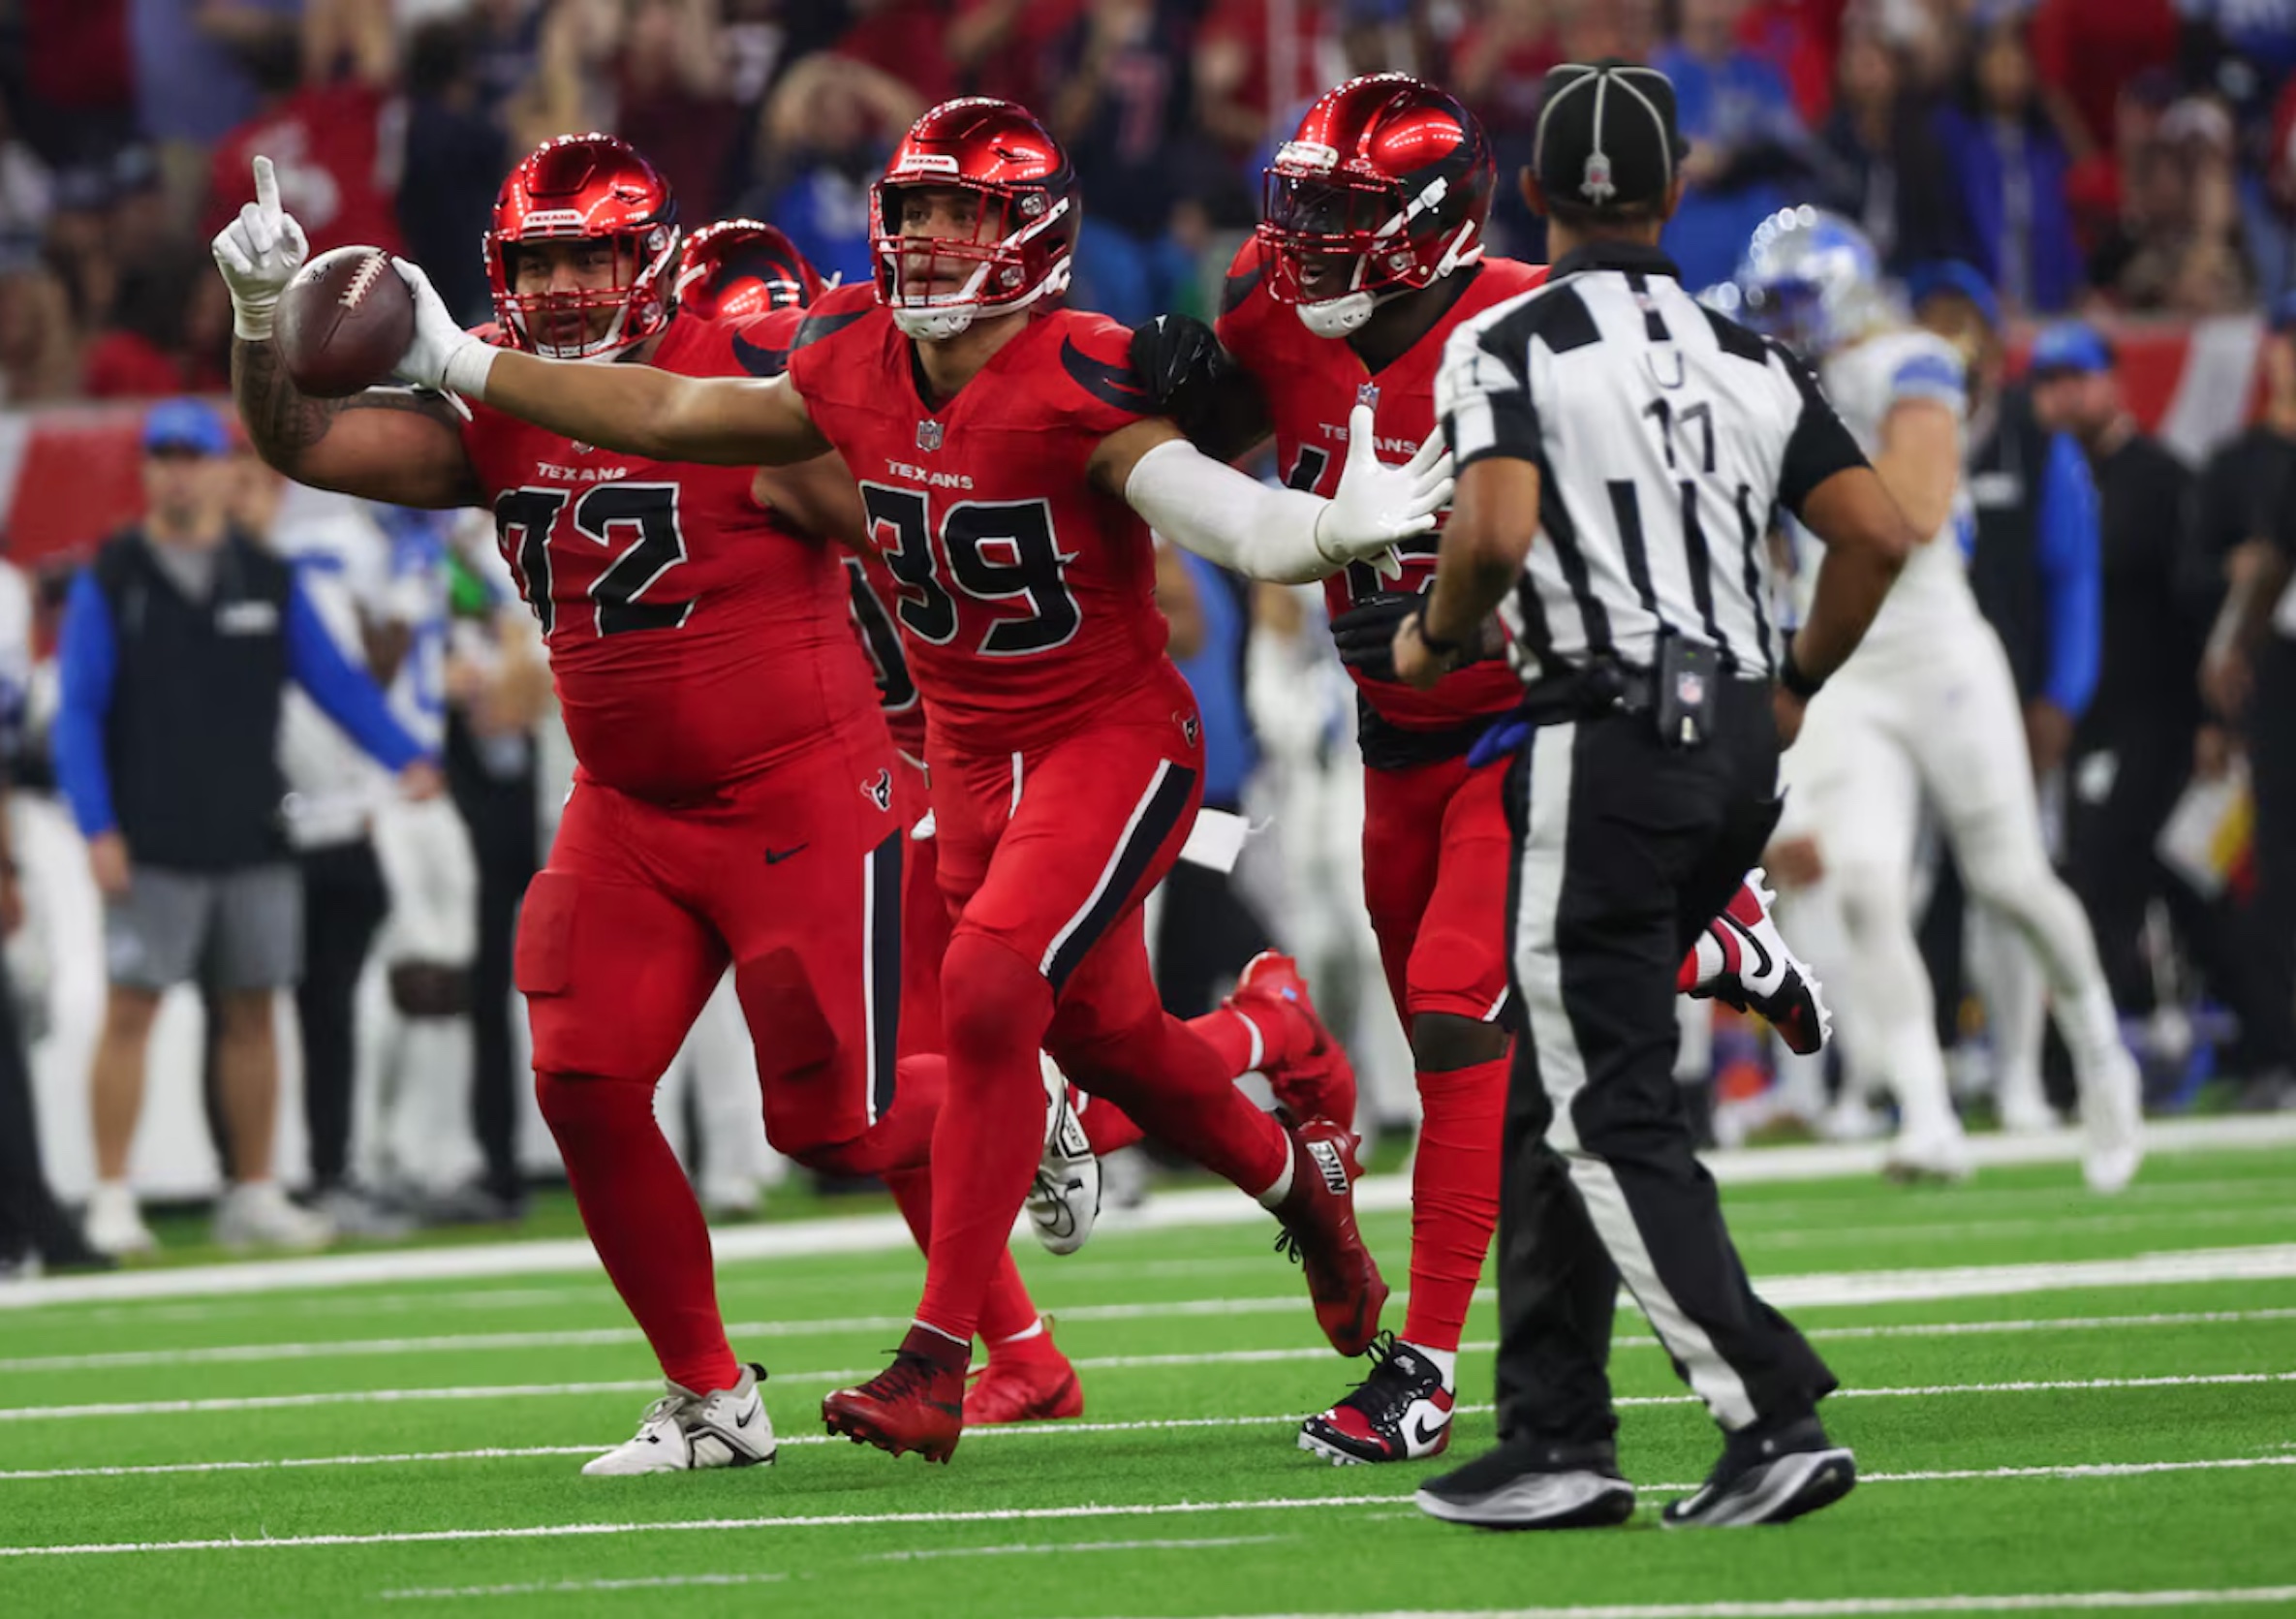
1356, 382, 1380, 411
916, 420, 944, 451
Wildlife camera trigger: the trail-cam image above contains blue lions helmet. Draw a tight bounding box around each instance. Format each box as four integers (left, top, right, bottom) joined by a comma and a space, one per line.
1735, 206, 1882, 358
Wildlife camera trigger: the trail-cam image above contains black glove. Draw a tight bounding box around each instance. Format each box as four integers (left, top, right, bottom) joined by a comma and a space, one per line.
1329, 592, 1424, 683
1129, 312, 1227, 416
1128, 312, 1268, 458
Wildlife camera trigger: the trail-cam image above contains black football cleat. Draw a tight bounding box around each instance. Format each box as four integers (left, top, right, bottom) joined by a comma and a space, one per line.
1415, 1436, 1637, 1530
1661, 1415, 1856, 1528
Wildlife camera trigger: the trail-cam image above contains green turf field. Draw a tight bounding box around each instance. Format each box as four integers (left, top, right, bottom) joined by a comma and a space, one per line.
3, 1138, 2295, 1618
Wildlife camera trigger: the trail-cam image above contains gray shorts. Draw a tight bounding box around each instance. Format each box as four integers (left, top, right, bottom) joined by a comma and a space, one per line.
105, 863, 303, 993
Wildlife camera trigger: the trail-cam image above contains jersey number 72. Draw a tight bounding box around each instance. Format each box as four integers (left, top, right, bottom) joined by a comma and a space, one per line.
859, 484, 1082, 658
493, 483, 695, 640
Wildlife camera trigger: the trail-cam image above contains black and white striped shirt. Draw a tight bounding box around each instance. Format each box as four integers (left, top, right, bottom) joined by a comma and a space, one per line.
1434, 241, 1867, 681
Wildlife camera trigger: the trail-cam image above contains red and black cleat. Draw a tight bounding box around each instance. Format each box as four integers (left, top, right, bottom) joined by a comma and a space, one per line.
1230, 950, 1359, 1133
1299, 1334, 1457, 1465
1689, 869, 1833, 1056
821, 1327, 967, 1463
1271, 1115, 1388, 1357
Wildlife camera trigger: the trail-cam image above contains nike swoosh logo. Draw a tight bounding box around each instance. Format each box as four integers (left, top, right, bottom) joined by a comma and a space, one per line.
1723, 914, 1774, 984
735, 1407, 755, 1429
764, 843, 810, 865
1059, 336, 1154, 414
731, 330, 791, 378
1410, 1414, 1447, 1449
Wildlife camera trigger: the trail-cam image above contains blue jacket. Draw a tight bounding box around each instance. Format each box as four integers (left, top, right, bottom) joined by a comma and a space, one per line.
54, 529, 425, 867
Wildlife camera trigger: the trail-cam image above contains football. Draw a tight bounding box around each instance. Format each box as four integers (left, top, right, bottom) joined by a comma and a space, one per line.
276, 245, 415, 398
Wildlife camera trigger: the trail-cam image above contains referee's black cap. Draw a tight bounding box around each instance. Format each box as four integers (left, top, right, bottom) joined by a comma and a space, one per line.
1532, 60, 1689, 213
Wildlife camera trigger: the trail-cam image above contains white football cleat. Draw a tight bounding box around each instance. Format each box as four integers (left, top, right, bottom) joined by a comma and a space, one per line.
582, 1362, 776, 1476
82, 1183, 157, 1258
1882, 1123, 1973, 1184
2077, 1045, 2145, 1196
1026, 1054, 1100, 1256
212, 1182, 334, 1253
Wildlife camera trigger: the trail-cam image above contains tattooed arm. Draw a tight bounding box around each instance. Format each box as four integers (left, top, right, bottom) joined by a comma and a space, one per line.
233, 336, 484, 510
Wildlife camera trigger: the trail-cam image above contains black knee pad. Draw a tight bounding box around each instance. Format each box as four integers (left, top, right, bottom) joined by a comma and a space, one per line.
1412, 1010, 1508, 1074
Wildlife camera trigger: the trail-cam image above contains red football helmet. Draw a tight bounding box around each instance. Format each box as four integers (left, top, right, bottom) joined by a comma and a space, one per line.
673, 219, 826, 320
870, 97, 1079, 340
1258, 75, 1496, 338
484, 133, 680, 359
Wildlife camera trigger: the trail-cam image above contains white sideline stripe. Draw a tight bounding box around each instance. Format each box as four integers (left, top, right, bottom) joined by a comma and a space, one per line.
5, 1366, 2289, 1426
8, 1114, 2292, 1308
10, 1458, 2296, 1558
16, 1251, 2296, 1376
1115, 1589, 2296, 1619
45, 1179, 2292, 1329
377, 1538, 1283, 1599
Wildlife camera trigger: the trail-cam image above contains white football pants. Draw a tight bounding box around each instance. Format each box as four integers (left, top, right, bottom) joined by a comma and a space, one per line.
1782, 622, 2124, 1145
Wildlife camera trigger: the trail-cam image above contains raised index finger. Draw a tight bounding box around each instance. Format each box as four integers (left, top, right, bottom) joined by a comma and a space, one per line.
253, 155, 280, 216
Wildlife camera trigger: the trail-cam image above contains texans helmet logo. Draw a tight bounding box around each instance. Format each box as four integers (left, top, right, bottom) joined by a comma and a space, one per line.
862, 768, 893, 812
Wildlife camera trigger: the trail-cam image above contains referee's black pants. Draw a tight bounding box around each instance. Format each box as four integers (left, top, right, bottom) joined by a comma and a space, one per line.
297, 837, 390, 1192
1493, 677, 1837, 1448
447, 715, 541, 1205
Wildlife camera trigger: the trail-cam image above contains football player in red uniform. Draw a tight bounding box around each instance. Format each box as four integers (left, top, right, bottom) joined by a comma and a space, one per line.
215, 139, 1081, 1468
385, 97, 1450, 1465
1125, 76, 1836, 1465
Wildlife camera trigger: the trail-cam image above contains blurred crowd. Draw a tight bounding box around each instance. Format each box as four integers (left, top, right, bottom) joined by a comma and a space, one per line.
4, 0, 2296, 408
4, 0, 2296, 1265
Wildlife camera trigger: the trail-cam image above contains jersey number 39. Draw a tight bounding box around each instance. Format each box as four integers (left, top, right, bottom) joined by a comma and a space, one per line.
859, 484, 1082, 657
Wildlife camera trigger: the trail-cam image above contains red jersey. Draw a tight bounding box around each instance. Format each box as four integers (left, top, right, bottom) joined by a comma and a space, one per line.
462, 307, 881, 803
1218, 243, 1546, 739
205, 81, 406, 257
787, 284, 1169, 755
845, 549, 926, 762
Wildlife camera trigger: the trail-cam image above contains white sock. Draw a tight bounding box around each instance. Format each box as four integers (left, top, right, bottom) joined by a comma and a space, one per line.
912, 1319, 969, 1352
1255, 1148, 1295, 1210
1406, 1341, 1458, 1387
2061, 983, 2126, 1079
1229, 1006, 1267, 1074
1691, 928, 1728, 987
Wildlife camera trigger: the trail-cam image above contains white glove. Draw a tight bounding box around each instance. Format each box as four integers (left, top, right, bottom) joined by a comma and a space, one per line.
390, 258, 495, 399
1313, 404, 1454, 579
209, 156, 309, 342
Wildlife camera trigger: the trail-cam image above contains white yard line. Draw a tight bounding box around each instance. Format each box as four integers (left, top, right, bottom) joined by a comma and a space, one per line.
9, 1456, 2296, 1558
39, 1177, 2291, 1330
376, 1535, 1288, 1603
7, 1117, 2289, 1311
1094, 1590, 2296, 1619
13, 1260, 2296, 1378
12, 1301, 2296, 1379
2, 1367, 2287, 1429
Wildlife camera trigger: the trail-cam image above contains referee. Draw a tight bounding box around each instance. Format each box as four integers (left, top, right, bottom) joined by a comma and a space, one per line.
1392, 61, 1914, 1530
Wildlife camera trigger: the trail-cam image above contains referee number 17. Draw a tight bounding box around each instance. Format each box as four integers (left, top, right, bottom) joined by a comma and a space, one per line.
1643, 397, 1716, 474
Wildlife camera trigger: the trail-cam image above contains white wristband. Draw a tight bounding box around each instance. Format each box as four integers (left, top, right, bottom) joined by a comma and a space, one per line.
442, 339, 497, 403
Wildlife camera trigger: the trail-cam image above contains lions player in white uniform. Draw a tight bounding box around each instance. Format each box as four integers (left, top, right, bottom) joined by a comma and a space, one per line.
1739, 210, 2142, 1192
